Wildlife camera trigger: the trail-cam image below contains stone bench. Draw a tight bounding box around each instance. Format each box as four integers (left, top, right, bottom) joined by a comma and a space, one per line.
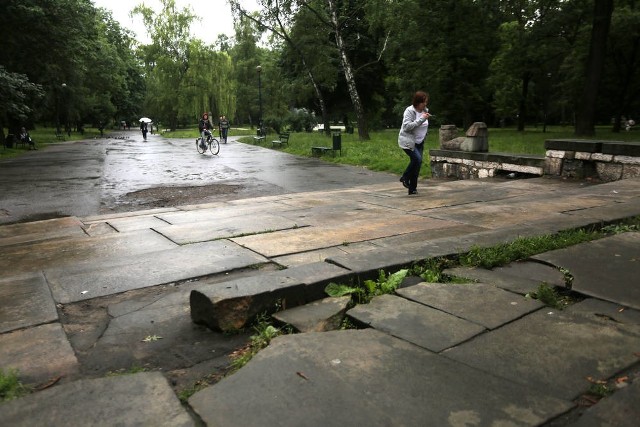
430, 150, 545, 179
544, 139, 640, 181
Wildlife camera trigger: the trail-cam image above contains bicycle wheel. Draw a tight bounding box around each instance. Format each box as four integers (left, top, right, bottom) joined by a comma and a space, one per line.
196, 138, 207, 154
208, 137, 220, 155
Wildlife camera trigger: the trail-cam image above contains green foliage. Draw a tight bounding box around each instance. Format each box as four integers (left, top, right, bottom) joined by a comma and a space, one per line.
0, 368, 29, 401
286, 108, 317, 132
526, 284, 568, 310
410, 258, 454, 283
326, 269, 408, 304
459, 228, 601, 269
230, 314, 284, 371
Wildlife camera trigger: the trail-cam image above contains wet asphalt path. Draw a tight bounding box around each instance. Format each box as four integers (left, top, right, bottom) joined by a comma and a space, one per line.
0, 130, 398, 225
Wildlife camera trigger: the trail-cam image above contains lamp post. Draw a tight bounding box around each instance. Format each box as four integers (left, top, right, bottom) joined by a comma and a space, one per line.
61, 83, 70, 136
256, 65, 263, 136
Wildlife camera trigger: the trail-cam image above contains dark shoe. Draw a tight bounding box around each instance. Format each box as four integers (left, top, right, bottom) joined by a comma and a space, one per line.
408, 190, 418, 195
400, 177, 409, 189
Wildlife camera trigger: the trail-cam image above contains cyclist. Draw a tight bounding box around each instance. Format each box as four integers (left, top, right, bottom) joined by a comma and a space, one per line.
198, 112, 213, 149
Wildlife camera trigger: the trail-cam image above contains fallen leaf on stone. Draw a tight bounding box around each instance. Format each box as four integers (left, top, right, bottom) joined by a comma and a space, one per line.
81, 291, 88, 294
35, 376, 62, 391
296, 371, 309, 380
586, 376, 606, 384
142, 335, 163, 342
615, 376, 628, 384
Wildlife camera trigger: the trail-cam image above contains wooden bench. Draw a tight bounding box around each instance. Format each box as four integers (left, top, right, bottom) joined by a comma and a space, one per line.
253, 135, 266, 143
271, 133, 289, 148
55, 133, 65, 141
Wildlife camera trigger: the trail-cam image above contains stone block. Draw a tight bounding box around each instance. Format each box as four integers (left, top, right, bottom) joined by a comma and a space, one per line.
622, 164, 640, 178
465, 122, 488, 137
544, 157, 563, 175
596, 162, 623, 182
544, 139, 601, 152
190, 275, 306, 332
546, 149, 566, 159
614, 155, 640, 165
591, 153, 613, 162
438, 125, 458, 144
440, 137, 464, 150
460, 136, 488, 152
601, 141, 640, 156
272, 296, 351, 332
574, 152, 592, 161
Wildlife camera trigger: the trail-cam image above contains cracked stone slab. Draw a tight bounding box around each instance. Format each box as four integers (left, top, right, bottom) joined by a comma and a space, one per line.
230, 215, 458, 257
0, 273, 58, 333
273, 296, 351, 332
46, 240, 268, 303
443, 299, 640, 400
190, 329, 572, 427
0, 228, 177, 277
397, 282, 544, 329
0, 323, 78, 386
106, 214, 171, 232
154, 213, 305, 245
443, 266, 551, 295
347, 294, 486, 352
0, 372, 194, 427
533, 232, 640, 310
566, 379, 640, 427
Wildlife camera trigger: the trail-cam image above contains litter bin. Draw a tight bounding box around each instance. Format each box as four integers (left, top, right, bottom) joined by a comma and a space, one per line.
332, 131, 342, 155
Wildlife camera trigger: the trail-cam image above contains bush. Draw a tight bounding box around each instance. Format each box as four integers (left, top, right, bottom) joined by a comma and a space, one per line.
286, 108, 317, 132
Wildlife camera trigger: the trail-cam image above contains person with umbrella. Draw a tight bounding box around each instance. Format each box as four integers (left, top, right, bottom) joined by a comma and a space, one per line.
139, 117, 151, 140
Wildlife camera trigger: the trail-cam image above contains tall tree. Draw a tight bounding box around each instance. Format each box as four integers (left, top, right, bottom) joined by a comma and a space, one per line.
575, 0, 614, 136
133, 0, 197, 128
230, 0, 334, 135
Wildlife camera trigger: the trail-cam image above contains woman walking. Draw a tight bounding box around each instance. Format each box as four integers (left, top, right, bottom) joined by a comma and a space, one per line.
398, 91, 431, 195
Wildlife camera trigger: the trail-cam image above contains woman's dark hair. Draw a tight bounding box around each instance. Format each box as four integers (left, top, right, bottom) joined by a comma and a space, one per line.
412, 91, 429, 108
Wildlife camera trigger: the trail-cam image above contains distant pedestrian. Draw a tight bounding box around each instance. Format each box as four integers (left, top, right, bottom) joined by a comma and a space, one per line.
219, 115, 230, 144
19, 127, 37, 150
140, 121, 148, 140
398, 91, 432, 195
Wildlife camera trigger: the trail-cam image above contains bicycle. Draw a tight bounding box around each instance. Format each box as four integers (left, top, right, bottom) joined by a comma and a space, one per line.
196, 129, 220, 155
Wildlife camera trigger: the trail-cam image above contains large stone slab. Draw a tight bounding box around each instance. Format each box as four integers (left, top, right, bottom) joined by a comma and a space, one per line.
0, 273, 58, 333
0, 323, 78, 385
46, 240, 268, 303
347, 294, 486, 352
444, 299, 640, 400
0, 228, 177, 276
190, 275, 306, 331
0, 217, 86, 247
74, 289, 251, 375
230, 215, 457, 257
443, 266, 557, 295
273, 296, 351, 332
106, 214, 171, 232
0, 372, 194, 427
257, 262, 350, 304
154, 213, 304, 244
533, 232, 640, 310
190, 329, 573, 426
397, 282, 543, 329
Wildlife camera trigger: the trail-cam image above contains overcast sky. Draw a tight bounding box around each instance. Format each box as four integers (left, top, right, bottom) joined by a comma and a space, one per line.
91, 0, 258, 44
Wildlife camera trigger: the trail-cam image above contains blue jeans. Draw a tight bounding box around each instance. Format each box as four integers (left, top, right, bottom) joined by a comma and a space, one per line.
401, 143, 424, 192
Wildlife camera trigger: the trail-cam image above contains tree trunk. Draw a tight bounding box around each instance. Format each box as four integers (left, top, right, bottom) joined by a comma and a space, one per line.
327, 0, 369, 140
517, 72, 531, 132
575, 0, 614, 136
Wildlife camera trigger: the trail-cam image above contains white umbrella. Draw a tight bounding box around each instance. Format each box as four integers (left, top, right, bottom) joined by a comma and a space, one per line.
139, 117, 152, 123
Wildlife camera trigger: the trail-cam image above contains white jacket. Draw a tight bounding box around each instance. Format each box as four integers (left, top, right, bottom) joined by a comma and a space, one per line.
397, 105, 428, 150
